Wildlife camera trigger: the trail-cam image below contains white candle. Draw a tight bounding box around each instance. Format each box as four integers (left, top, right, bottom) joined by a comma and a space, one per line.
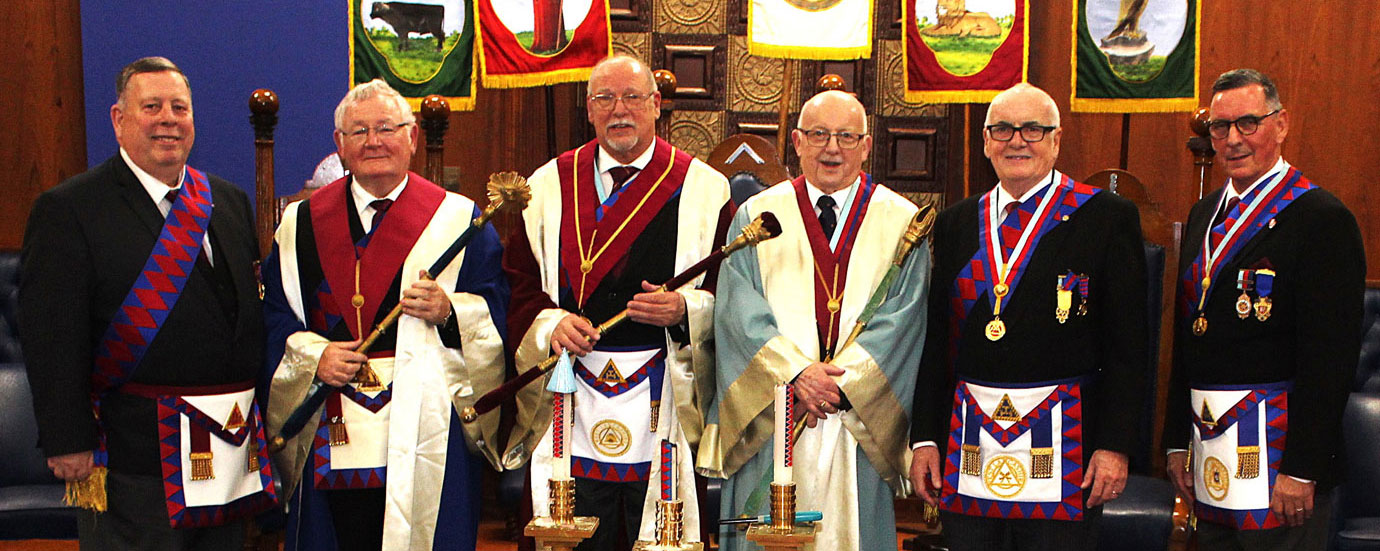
553, 392, 574, 480
773, 383, 793, 484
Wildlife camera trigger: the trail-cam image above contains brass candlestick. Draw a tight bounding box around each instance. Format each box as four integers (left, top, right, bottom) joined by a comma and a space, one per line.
769, 482, 796, 532
549, 478, 576, 525
656, 499, 684, 545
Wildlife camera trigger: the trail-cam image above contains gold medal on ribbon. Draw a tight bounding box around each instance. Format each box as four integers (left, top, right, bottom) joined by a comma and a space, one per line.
1056, 289, 1071, 324
1254, 297, 1272, 321
351, 294, 365, 308
986, 318, 1006, 341
1192, 315, 1208, 336
1236, 292, 1252, 319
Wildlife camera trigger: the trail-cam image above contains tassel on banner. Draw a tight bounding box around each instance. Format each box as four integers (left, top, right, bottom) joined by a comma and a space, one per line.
962, 444, 982, 476
1236, 446, 1260, 479
64, 467, 108, 512
1031, 448, 1054, 479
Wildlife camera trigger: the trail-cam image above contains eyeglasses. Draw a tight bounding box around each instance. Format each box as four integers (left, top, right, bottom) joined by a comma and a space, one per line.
1207, 109, 1280, 139
341, 121, 413, 143
797, 128, 867, 150
588, 93, 653, 111
986, 124, 1057, 143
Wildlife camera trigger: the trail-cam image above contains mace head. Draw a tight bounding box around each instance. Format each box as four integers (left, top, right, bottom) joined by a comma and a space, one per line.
486, 171, 532, 212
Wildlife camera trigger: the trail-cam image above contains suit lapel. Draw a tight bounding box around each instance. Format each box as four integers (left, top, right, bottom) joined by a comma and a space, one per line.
112, 155, 171, 239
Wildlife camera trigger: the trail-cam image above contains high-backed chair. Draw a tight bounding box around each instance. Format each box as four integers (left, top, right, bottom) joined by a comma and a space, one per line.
0, 362, 79, 539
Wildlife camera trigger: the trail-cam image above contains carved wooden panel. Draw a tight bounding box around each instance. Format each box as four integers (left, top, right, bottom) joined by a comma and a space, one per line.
728, 0, 750, 35
610, 0, 650, 33
877, 0, 905, 40
654, 35, 726, 111
655, 0, 725, 35
877, 39, 947, 118
614, 32, 653, 65
727, 35, 798, 114
668, 110, 724, 162
874, 122, 945, 194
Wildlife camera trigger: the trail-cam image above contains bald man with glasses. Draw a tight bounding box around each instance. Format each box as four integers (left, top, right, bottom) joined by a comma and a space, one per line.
909, 83, 1150, 551
1163, 68, 1363, 551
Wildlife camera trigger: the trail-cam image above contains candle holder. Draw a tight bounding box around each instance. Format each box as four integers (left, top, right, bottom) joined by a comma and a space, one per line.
656, 499, 683, 545
549, 478, 576, 525
769, 482, 796, 532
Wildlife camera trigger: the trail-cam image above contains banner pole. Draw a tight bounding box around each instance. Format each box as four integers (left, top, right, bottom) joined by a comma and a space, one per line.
776, 59, 797, 165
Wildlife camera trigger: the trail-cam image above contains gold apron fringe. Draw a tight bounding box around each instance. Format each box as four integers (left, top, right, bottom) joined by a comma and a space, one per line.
64, 466, 108, 512
328, 419, 350, 447
1236, 446, 1260, 479
650, 400, 661, 433
190, 451, 215, 481
961, 444, 982, 476
1030, 448, 1054, 479
247, 440, 261, 473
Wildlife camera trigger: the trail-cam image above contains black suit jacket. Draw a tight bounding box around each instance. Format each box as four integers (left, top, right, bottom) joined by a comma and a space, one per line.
1164, 179, 1363, 491
912, 184, 1149, 460
19, 155, 264, 475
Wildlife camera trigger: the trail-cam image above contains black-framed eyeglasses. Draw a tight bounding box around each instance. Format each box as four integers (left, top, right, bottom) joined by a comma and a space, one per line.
341, 121, 413, 143
1207, 109, 1280, 139
986, 124, 1057, 143
588, 93, 653, 111
797, 128, 867, 149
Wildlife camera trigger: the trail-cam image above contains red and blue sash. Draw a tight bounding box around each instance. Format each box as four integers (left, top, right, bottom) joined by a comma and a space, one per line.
793, 174, 875, 358
557, 138, 691, 308
948, 175, 1098, 358
90, 167, 215, 467
1180, 168, 1315, 323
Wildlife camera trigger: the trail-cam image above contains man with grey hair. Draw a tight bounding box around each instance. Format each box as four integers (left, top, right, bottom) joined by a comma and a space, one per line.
1164, 68, 1362, 550
503, 55, 730, 550
21, 56, 272, 549
910, 83, 1148, 550
262, 78, 509, 551
706, 89, 929, 551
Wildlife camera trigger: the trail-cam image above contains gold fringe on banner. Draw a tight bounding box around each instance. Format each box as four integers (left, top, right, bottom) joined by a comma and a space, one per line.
64, 467, 108, 512
746, 43, 871, 61
962, 444, 982, 476
1236, 446, 1260, 479
1031, 448, 1053, 479
1068, 97, 1199, 113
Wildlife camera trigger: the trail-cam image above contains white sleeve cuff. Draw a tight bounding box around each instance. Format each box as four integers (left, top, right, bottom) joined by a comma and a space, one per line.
910, 441, 937, 451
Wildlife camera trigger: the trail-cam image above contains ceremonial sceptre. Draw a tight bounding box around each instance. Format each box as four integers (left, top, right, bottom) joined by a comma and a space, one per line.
267, 172, 531, 453
460, 211, 784, 424
740, 205, 935, 518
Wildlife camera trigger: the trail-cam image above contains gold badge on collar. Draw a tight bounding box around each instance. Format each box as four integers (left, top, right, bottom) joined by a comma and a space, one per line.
983, 455, 1027, 498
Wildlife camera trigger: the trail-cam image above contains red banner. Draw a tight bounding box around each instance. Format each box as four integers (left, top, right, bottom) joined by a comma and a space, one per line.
476, 0, 611, 88
904, 0, 1028, 103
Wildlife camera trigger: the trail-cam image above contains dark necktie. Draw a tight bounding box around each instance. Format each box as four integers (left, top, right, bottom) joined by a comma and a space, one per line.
608, 166, 638, 193
369, 199, 394, 234
817, 195, 838, 240
1213, 196, 1241, 228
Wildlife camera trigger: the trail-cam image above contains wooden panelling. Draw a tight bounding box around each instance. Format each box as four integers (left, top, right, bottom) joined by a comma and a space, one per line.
2, 0, 87, 251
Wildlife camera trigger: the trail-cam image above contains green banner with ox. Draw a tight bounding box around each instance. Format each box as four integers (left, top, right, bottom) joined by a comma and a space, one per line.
351, 0, 476, 110
1072, 0, 1198, 113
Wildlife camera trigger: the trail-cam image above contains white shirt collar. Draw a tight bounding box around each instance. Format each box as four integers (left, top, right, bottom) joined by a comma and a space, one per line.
1224, 157, 1290, 202
351, 175, 409, 226
995, 170, 1058, 209
804, 176, 860, 210
598, 142, 656, 174
121, 147, 186, 211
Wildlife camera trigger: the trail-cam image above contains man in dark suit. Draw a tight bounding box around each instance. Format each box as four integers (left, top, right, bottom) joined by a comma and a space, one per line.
19, 57, 271, 550
909, 83, 1148, 551
1164, 68, 1364, 550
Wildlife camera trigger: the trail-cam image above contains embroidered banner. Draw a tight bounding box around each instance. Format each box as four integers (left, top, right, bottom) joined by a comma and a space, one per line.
476, 0, 611, 87
748, 0, 873, 60
904, 0, 1028, 103
1071, 0, 1199, 113
350, 0, 477, 110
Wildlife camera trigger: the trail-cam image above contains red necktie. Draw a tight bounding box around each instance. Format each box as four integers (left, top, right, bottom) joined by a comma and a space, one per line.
999, 201, 1022, 257
369, 199, 393, 234
1208, 197, 1240, 251
608, 166, 638, 193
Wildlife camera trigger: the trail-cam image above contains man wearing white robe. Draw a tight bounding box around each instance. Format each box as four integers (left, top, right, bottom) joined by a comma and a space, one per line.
702, 91, 930, 551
